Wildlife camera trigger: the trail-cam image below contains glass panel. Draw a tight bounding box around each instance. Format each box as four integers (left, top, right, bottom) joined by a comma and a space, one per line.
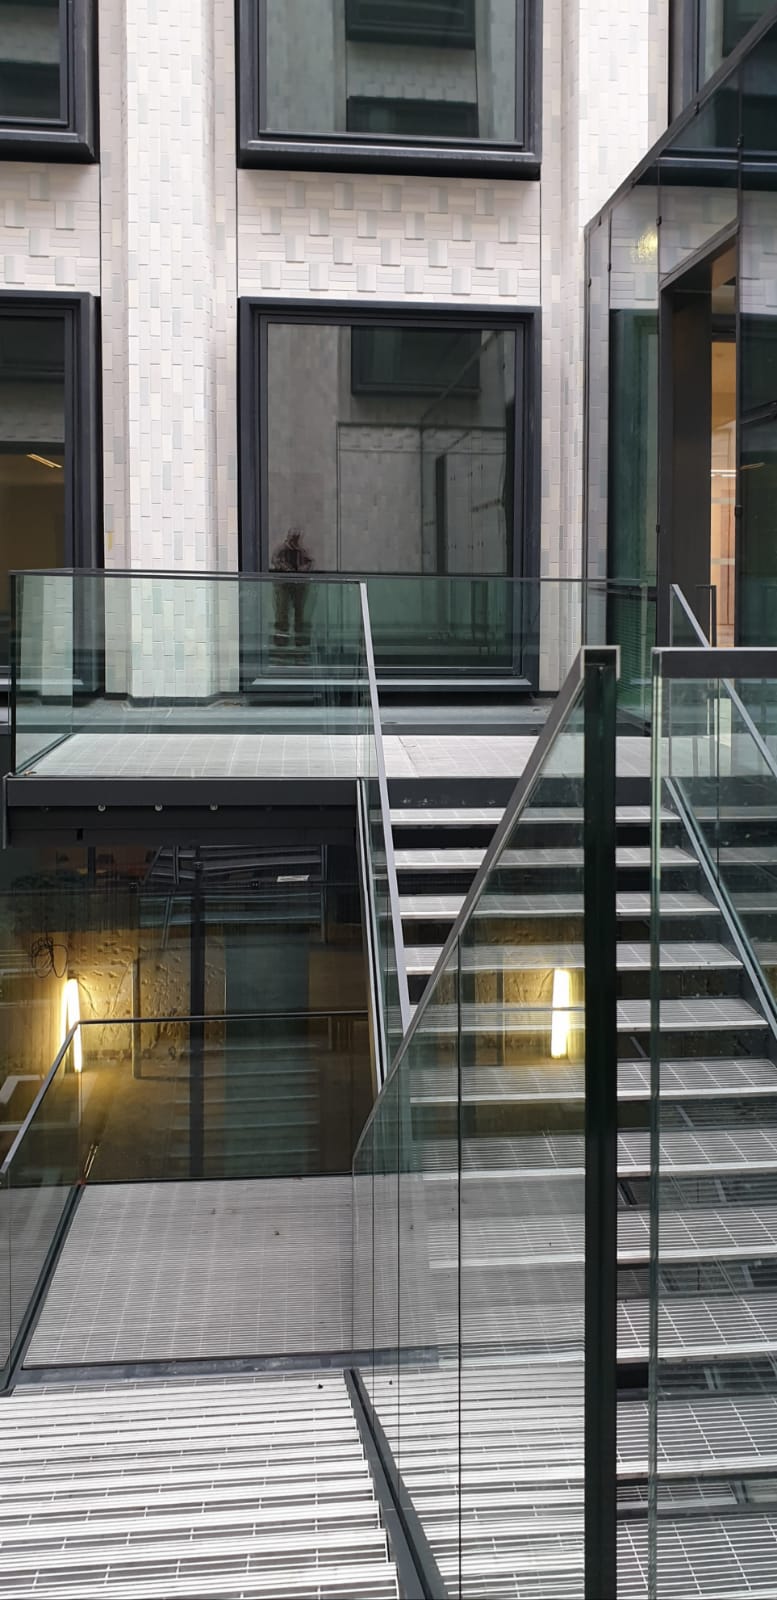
263, 0, 520, 144
700, 0, 773, 85
76, 1012, 373, 1183
364, 575, 536, 677
13, 573, 366, 777
739, 186, 777, 645
2, 1033, 80, 1376
740, 16, 777, 158
0, 0, 61, 122
651, 659, 777, 1595
458, 703, 586, 1598
266, 322, 519, 580
0, 315, 66, 671
354, 660, 602, 1596
608, 190, 659, 716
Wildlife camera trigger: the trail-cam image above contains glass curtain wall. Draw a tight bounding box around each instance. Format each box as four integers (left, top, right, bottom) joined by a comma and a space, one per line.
585, 15, 777, 652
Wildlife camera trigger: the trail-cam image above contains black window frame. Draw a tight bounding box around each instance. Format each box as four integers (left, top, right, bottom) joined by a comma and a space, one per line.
0, 292, 102, 593
238, 298, 540, 586
0, 0, 97, 161
237, 0, 541, 176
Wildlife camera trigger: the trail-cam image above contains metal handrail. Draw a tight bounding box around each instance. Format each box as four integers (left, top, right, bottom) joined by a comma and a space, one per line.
669, 583, 710, 647
0, 1024, 79, 1178
356, 779, 390, 1092
353, 644, 595, 1162
359, 584, 411, 1039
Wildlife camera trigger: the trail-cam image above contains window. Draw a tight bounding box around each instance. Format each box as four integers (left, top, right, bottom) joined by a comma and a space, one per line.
240, 304, 536, 581
670, 0, 773, 117
0, 296, 101, 668
0, 0, 97, 159
238, 0, 539, 174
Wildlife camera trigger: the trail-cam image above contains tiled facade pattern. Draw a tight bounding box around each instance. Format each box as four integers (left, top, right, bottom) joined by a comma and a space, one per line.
1, 0, 669, 693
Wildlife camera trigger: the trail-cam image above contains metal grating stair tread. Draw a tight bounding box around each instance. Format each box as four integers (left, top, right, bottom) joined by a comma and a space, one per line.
417, 1126, 777, 1177
410, 1057, 777, 1105
404, 940, 741, 975
407, 996, 765, 1033
394, 845, 693, 870
0, 1373, 399, 1600
425, 1203, 777, 1267
399, 890, 717, 919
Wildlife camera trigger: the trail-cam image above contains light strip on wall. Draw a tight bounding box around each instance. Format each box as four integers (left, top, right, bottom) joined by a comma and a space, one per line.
27, 453, 63, 470
550, 969, 572, 1060
62, 977, 83, 1072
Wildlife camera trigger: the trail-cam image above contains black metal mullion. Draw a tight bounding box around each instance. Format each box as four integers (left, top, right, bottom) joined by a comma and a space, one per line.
583, 645, 619, 1600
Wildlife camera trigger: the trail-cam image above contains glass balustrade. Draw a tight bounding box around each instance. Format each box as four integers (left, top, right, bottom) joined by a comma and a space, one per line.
0, 1007, 371, 1383
354, 646, 618, 1598
9, 571, 654, 777
650, 643, 777, 1600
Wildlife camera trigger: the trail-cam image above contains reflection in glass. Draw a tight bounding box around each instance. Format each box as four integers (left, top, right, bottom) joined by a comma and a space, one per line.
0, 0, 61, 121
738, 189, 777, 644
0, 316, 66, 668
266, 322, 518, 576
701, 0, 774, 87
710, 322, 736, 646
263, 0, 520, 143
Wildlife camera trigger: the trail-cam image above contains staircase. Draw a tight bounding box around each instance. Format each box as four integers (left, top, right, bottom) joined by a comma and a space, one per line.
0, 1372, 400, 1599
377, 783, 777, 1597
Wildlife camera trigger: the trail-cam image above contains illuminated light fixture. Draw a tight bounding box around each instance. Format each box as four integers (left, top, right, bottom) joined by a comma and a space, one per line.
62, 977, 83, 1072
550, 969, 572, 1060
27, 453, 63, 470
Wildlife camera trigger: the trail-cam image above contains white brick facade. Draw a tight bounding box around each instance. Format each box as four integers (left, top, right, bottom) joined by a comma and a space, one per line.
0, 0, 670, 598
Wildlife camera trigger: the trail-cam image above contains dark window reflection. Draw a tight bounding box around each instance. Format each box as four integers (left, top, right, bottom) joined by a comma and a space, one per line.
0, 315, 67, 665
266, 321, 518, 575
263, 0, 520, 144
345, 0, 477, 48
347, 95, 479, 138
700, 0, 773, 84
0, 0, 62, 122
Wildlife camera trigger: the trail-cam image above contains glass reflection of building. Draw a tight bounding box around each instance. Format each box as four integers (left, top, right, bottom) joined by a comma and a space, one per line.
585, 10, 777, 648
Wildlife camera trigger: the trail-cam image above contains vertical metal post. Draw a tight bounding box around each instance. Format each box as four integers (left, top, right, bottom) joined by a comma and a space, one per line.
131, 958, 142, 1079
583, 646, 619, 1600
189, 851, 205, 1178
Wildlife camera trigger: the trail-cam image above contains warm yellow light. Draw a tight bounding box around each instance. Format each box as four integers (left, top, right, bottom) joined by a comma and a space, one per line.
62, 977, 83, 1072
27, 453, 63, 470
550, 969, 572, 1060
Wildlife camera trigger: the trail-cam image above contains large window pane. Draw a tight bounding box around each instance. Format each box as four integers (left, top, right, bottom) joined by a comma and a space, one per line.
262, 0, 521, 144
0, 0, 61, 121
0, 316, 67, 666
265, 321, 519, 575
700, 0, 773, 84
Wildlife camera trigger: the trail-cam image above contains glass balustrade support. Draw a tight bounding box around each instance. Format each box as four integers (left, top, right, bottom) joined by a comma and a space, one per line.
583, 647, 619, 1600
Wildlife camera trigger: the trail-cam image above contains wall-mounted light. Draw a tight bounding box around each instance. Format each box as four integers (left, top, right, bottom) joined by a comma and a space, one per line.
62, 977, 83, 1072
550, 969, 572, 1060
27, 453, 63, 471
